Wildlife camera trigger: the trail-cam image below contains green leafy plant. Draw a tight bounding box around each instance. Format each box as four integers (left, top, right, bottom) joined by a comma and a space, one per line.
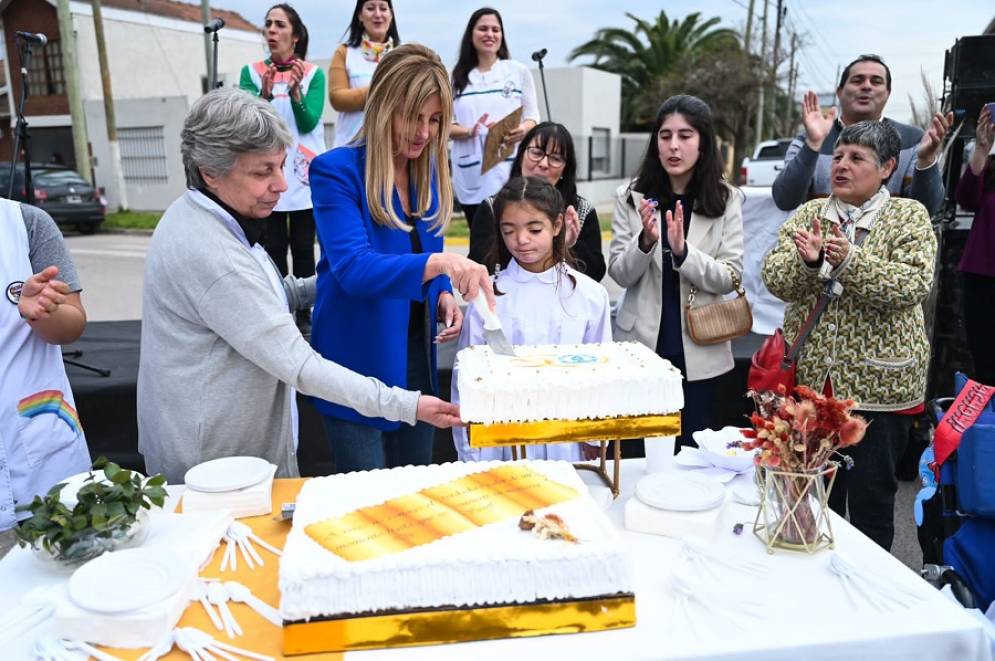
14, 457, 167, 562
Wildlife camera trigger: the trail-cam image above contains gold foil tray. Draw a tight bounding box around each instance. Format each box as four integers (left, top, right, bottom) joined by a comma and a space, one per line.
283, 594, 635, 655
468, 414, 681, 447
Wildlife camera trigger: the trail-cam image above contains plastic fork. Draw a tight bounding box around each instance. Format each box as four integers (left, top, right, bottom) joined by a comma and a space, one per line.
224, 581, 282, 627
174, 627, 274, 661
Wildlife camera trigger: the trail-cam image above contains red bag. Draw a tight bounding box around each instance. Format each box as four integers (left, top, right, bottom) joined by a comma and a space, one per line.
747, 328, 797, 393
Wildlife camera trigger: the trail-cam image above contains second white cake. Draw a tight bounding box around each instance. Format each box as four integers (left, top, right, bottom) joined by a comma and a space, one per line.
456, 341, 684, 425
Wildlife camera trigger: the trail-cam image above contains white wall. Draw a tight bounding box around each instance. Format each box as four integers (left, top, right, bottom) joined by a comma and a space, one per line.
85, 96, 188, 211
71, 5, 264, 105
531, 66, 621, 137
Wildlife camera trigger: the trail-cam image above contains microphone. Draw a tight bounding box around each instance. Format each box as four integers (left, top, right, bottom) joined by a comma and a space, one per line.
16, 31, 47, 46
531, 48, 547, 62
204, 18, 225, 33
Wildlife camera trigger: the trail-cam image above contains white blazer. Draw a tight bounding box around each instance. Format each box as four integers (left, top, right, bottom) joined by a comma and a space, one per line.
608, 182, 744, 382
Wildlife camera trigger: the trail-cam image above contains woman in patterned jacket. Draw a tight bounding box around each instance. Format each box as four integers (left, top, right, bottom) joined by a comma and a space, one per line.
762, 120, 936, 551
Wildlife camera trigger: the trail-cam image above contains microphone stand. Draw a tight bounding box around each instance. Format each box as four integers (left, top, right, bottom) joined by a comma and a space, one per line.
9, 35, 35, 204
534, 51, 552, 122
210, 29, 221, 89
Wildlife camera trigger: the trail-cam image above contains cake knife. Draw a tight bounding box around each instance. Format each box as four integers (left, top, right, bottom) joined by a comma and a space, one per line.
468, 293, 516, 356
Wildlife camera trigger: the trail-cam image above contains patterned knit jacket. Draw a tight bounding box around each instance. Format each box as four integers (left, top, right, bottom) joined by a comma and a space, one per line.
762, 197, 937, 411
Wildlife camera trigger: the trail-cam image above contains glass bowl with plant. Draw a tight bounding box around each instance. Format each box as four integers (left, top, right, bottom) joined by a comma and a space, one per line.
14, 457, 167, 567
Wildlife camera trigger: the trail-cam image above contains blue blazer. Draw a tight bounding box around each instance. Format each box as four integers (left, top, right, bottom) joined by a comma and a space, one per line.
310, 144, 451, 430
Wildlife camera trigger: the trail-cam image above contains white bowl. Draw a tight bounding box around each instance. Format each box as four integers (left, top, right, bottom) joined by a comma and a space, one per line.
691, 427, 756, 473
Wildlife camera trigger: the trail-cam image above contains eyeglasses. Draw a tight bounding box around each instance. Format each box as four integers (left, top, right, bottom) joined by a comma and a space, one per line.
524, 146, 566, 168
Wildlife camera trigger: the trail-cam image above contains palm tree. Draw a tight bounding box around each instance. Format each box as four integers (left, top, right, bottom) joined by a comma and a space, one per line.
569, 11, 739, 129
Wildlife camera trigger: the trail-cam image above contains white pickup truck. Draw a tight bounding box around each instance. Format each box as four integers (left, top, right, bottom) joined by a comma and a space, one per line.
740, 138, 793, 186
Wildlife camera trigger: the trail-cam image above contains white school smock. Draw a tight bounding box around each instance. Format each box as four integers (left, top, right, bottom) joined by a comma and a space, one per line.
333, 46, 378, 148
452, 259, 612, 462
450, 59, 540, 205
0, 200, 90, 531
245, 60, 326, 212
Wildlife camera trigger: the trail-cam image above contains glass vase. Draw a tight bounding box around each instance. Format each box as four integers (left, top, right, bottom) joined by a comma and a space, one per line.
753, 462, 838, 554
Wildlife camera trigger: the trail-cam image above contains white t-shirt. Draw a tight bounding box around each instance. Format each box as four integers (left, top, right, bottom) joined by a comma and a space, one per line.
452, 259, 612, 462
450, 59, 540, 205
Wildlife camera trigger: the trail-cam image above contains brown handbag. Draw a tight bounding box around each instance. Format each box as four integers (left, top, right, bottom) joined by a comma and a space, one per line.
685, 270, 753, 345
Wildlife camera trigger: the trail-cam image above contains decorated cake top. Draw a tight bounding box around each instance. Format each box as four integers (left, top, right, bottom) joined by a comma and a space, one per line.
456, 341, 684, 424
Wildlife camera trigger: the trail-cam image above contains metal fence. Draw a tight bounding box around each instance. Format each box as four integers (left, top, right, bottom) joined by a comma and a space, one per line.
119, 126, 168, 182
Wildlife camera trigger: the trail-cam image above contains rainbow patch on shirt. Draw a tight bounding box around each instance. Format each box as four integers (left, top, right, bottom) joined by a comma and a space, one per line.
17, 390, 81, 436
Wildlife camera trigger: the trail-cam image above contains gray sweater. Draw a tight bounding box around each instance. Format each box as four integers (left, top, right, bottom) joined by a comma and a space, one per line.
771, 117, 944, 215
137, 193, 419, 484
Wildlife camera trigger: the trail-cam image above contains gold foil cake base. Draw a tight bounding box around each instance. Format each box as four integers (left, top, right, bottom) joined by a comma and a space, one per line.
282, 594, 636, 655
468, 414, 682, 497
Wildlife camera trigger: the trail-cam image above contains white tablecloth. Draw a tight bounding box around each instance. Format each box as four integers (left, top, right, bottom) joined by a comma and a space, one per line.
0, 463, 990, 661
741, 186, 790, 335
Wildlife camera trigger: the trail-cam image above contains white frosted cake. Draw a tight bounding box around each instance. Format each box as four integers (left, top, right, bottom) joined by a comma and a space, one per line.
456, 341, 684, 424
279, 460, 631, 621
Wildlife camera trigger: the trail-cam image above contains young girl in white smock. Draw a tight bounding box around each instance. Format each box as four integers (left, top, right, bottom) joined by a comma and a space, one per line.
453, 176, 611, 461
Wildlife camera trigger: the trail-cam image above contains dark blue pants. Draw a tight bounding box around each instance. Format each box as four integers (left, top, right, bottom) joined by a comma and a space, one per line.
321, 333, 435, 472
663, 352, 716, 450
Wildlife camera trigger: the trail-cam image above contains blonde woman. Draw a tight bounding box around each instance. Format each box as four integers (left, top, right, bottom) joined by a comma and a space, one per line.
310, 43, 493, 472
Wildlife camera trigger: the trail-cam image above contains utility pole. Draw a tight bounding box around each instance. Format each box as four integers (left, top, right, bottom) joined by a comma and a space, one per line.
770, 0, 786, 135
55, 0, 91, 182
91, 0, 127, 211
786, 32, 799, 135
201, 0, 212, 90
755, 0, 768, 142
744, 0, 756, 54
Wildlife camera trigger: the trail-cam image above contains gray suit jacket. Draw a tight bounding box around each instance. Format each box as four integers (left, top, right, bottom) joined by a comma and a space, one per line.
608, 182, 744, 381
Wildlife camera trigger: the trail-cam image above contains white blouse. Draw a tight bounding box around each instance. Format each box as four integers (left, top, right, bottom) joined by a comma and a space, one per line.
450, 59, 540, 205
452, 259, 612, 461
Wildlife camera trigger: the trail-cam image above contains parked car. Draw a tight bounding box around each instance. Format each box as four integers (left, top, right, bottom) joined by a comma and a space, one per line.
740, 138, 793, 187
0, 162, 106, 234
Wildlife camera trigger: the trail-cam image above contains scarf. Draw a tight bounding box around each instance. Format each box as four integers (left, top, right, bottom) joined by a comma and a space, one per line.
825, 186, 891, 241
360, 35, 393, 63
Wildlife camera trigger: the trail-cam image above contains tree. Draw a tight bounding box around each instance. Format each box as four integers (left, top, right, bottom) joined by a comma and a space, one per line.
638, 46, 765, 179
569, 11, 739, 130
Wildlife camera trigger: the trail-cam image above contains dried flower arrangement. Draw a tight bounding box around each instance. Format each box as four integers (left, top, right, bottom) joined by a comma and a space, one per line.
519, 509, 579, 543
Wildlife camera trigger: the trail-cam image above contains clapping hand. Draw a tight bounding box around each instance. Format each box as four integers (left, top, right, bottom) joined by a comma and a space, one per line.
260, 65, 277, 100
793, 216, 824, 264
978, 105, 995, 150
469, 113, 491, 138
664, 201, 687, 258
824, 224, 851, 267
18, 266, 70, 322
564, 205, 581, 248
637, 198, 660, 252
916, 111, 953, 167
288, 59, 306, 101
801, 91, 837, 151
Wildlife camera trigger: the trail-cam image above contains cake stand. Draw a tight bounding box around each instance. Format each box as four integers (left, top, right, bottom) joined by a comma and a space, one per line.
469, 414, 682, 497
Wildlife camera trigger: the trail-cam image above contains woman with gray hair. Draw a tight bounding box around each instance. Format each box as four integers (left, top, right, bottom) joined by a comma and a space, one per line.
762, 120, 937, 551
137, 88, 461, 484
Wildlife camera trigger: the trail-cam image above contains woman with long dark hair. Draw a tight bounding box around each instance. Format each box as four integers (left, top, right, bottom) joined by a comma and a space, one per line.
449, 7, 539, 227
239, 3, 324, 331
329, 0, 400, 148
608, 95, 744, 448
468, 122, 605, 282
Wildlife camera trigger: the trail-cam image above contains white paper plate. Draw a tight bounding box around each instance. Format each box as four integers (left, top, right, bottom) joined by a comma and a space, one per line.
184, 456, 272, 493
635, 472, 726, 512
691, 427, 756, 473
69, 548, 186, 613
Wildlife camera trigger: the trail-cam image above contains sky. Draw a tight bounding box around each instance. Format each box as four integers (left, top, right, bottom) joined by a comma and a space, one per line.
217, 0, 994, 130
